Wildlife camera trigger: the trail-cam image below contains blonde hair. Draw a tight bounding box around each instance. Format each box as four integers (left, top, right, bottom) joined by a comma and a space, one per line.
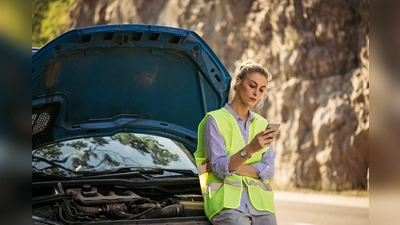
234, 60, 272, 109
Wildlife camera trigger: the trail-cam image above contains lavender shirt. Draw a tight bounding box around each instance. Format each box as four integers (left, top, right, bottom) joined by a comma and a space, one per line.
204, 104, 275, 215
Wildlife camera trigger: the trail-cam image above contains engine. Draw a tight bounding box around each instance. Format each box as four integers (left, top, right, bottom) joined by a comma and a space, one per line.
32, 183, 209, 225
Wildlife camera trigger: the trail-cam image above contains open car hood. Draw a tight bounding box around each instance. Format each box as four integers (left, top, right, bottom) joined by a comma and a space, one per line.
32, 24, 231, 151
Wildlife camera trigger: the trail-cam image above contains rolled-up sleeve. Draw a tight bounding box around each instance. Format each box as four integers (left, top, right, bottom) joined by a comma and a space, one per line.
251, 144, 276, 181
204, 116, 236, 179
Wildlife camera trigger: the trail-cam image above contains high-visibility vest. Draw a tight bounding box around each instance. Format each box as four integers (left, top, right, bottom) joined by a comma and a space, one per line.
194, 108, 275, 220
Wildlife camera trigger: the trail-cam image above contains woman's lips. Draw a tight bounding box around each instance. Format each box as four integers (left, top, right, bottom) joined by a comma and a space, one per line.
250, 97, 257, 102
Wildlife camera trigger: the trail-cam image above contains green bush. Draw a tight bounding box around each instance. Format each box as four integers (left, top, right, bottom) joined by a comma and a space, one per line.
32, 0, 74, 47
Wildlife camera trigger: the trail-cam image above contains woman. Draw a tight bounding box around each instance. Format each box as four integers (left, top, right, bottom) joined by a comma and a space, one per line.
194, 61, 278, 225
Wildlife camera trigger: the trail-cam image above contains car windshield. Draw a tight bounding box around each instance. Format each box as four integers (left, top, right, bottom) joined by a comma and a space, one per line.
32, 133, 197, 177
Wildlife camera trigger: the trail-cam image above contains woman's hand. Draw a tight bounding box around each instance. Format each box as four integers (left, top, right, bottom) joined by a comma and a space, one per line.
246, 129, 276, 155
202, 158, 212, 172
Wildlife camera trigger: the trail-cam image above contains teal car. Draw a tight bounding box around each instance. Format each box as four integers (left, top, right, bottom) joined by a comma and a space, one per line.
32, 47, 40, 55
32, 24, 231, 225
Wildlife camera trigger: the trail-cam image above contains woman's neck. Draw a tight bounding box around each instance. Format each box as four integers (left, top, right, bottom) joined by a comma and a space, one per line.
229, 99, 249, 121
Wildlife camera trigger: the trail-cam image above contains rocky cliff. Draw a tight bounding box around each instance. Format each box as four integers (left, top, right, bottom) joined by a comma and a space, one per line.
68, 0, 369, 191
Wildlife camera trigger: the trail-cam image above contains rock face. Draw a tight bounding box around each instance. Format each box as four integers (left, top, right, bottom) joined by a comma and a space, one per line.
68, 0, 369, 191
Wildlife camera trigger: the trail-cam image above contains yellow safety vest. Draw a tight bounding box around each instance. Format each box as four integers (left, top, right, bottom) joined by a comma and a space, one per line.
194, 108, 275, 220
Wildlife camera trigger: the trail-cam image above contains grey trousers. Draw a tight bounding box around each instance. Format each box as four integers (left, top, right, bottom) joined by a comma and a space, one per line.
210, 208, 277, 225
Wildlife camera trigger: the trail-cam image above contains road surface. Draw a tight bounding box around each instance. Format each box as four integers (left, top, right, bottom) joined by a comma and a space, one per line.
274, 191, 368, 225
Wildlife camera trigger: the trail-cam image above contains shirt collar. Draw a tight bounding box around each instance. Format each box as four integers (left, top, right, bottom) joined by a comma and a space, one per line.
224, 103, 258, 122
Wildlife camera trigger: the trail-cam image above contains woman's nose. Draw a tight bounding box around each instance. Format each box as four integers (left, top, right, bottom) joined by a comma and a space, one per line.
253, 89, 258, 96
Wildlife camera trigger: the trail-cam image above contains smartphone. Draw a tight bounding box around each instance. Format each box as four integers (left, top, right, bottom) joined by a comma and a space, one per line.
266, 123, 280, 132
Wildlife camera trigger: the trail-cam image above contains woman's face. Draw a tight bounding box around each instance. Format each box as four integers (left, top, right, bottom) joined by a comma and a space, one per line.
236, 72, 268, 107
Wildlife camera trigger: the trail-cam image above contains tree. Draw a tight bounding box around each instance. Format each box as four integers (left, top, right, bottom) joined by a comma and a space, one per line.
32, 0, 74, 47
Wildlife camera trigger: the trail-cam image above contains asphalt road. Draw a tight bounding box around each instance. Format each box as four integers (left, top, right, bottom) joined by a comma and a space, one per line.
274, 191, 369, 225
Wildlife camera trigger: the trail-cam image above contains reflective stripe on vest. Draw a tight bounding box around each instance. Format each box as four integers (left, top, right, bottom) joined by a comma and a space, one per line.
204, 179, 242, 195
248, 179, 273, 191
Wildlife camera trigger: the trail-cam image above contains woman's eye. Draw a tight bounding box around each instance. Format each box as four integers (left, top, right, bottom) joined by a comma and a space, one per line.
250, 85, 256, 88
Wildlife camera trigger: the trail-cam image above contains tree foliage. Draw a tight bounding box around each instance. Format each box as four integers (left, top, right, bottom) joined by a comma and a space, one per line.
32, 0, 74, 47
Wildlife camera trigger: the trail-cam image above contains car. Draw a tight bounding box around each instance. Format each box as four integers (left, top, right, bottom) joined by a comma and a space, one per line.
32, 24, 231, 225
32, 47, 40, 55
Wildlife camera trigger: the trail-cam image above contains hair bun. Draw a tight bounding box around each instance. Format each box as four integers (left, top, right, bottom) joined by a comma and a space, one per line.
236, 60, 272, 82
239, 60, 254, 71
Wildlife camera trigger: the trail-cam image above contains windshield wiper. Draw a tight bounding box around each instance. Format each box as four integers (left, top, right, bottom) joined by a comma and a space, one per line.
118, 167, 198, 177
75, 169, 153, 180
153, 168, 198, 176
32, 167, 198, 181
76, 167, 197, 179
32, 168, 153, 180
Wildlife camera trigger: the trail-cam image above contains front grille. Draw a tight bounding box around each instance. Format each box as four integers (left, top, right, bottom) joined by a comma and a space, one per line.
32, 111, 50, 135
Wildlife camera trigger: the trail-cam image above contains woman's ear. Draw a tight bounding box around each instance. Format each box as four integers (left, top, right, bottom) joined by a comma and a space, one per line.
235, 77, 242, 90
236, 77, 241, 83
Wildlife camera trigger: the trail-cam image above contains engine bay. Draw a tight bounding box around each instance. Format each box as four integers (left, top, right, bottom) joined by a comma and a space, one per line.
32, 180, 210, 224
